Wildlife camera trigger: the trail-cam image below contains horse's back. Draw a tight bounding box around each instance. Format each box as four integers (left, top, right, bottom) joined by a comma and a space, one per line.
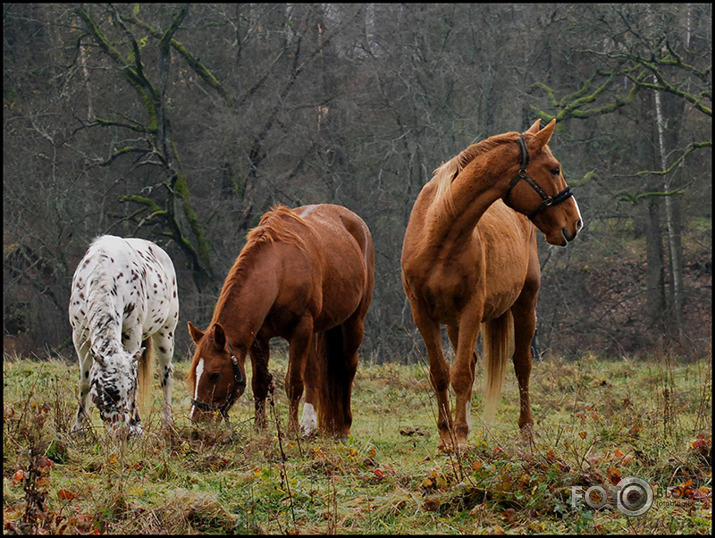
71, 235, 178, 337
295, 204, 373, 274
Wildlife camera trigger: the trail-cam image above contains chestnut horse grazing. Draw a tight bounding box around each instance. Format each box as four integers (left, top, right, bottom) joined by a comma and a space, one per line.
187, 204, 374, 440
401, 119, 583, 451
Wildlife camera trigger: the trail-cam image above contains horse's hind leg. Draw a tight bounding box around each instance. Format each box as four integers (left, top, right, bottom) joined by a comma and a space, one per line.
71, 330, 93, 434
152, 326, 176, 426
511, 292, 538, 443
332, 316, 363, 440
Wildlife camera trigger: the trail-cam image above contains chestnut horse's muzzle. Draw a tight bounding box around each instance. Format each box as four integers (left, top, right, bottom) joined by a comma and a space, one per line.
191, 343, 245, 421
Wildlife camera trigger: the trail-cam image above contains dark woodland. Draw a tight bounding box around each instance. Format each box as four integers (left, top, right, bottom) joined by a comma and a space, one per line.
3, 3, 711, 363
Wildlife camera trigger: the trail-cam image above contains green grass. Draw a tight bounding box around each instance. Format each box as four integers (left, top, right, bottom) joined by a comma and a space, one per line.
3, 351, 712, 534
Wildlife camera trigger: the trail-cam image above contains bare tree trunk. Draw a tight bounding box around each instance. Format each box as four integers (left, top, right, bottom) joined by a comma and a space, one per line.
653, 81, 685, 341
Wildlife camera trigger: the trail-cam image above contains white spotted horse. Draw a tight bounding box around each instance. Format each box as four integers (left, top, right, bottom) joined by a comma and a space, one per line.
69, 235, 179, 438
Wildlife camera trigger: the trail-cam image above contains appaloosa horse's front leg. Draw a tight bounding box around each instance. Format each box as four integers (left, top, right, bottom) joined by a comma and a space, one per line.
285, 317, 314, 434
412, 309, 453, 450
249, 338, 272, 430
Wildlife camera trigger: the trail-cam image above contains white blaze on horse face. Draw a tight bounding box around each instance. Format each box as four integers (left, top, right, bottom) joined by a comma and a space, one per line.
573, 197, 584, 227
190, 358, 205, 420
300, 402, 318, 436
465, 401, 472, 432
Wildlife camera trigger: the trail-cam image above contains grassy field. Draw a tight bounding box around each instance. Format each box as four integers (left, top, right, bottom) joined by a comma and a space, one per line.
3, 351, 712, 535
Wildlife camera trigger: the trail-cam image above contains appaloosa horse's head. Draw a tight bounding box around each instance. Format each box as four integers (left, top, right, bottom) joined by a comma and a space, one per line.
187, 321, 247, 423
89, 347, 143, 438
503, 119, 583, 246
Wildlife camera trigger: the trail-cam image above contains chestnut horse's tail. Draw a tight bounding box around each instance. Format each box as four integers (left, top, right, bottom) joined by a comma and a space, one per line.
482, 312, 514, 425
137, 337, 154, 419
312, 325, 355, 437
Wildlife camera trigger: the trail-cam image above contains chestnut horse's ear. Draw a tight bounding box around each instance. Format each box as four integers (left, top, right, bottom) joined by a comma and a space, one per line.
525, 119, 541, 134
533, 118, 556, 148
187, 321, 204, 344
211, 323, 226, 350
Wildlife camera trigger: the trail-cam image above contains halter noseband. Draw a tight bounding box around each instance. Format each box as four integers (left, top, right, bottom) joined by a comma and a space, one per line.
191, 342, 246, 420
504, 134, 573, 219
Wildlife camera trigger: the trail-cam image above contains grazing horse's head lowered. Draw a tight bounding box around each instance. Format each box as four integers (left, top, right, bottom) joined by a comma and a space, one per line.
187, 321, 247, 423
89, 348, 143, 437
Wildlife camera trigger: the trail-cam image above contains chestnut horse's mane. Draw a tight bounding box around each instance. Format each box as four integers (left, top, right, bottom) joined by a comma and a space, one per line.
431, 132, 518, 216
210, 205, 308, 324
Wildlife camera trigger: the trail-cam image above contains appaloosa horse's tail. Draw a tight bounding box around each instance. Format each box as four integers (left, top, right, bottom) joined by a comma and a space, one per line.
482, 312, 514, 425
137, 337, 154, 419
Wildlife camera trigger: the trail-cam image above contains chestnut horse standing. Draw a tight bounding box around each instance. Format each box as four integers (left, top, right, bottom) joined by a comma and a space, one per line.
401, 119, 583, 450
187, 204, 374, 440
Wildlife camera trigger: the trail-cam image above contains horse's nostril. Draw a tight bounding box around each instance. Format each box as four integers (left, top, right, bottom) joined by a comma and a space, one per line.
563, 227, 576, 242
576, 219, 583, 231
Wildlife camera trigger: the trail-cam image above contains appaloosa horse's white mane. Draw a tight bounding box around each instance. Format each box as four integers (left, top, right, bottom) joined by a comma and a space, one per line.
69, 235, 179, 437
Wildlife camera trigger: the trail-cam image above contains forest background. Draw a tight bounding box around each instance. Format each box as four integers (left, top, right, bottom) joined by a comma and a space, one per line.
3, 3, 711, 364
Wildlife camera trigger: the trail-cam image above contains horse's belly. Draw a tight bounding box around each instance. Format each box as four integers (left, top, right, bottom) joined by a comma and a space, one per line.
481, 288, 523, 321
478, 206, 533, 320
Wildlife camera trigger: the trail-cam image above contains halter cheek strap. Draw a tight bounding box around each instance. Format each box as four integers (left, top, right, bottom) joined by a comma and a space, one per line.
504, 134, 573, 219
191, 342, 246, 420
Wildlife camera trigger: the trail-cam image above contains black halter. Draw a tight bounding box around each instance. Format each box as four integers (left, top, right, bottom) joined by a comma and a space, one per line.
504, 134, 573, 219
191, 342, 246, 420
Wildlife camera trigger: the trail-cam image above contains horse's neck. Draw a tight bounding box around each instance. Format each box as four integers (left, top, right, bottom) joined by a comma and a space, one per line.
85, 284, 123, 357
427, 151, 514, 248
212, 252, 279, 346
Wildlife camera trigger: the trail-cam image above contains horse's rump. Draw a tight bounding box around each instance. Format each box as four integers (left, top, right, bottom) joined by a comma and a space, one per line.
295, 204, 374, 328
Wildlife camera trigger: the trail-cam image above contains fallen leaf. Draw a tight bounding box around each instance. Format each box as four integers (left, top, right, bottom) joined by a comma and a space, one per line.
12, 469, 24, 485
423, 496, 440, 511
607, 467, 622, 485
57, 489, 76, 500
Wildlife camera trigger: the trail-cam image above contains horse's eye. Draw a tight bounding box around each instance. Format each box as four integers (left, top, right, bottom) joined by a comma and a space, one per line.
208, 372, 220, 383
551, 168, 561, 175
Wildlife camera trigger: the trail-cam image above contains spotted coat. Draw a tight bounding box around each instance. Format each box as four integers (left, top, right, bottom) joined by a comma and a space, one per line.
69, 235, 179, 437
